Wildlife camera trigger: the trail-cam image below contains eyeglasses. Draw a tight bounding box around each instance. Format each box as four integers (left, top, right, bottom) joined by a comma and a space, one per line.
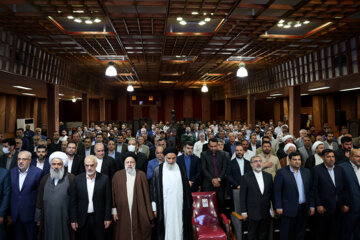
252, 160, 262, 163
18, 158, 30, 161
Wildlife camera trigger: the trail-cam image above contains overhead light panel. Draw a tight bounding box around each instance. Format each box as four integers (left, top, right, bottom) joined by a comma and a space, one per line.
269, 93, 283, 97
199, 21, 206, 25
294, 21, 302, 27
73, 10, 84, 13
279, 19, 285, 24
105, 62, 117, 77
85, 19, 93, 24
340, 87, 360, 92
303, 20, 310, 24
201, 84, 208, 93
94, 18, 101, 23
12, 85, 33, 90
301, 94, 309, 96
284, 24, 291, 29
67, 16, 74, 19
72, 98, 77, 103
236, 62, 248, 78
192, 12, 199, 15
74, 18, 82, 23
308, 86, 330, 92
176, 17, 183, 21
21, 93, 36, 96
179, 20, 187, 25
277, 23, 284, 27
59, 93, 64, 96
127, 84, 134, 92
205, 18, 211, 22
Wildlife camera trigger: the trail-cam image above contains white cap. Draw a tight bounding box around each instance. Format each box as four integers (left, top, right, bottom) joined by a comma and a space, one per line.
284, 143, 297, 153
49, 151, 68, 167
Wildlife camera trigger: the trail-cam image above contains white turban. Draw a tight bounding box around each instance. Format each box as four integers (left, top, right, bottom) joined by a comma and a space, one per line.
282, 135, 294, 142
281, 124, 289, 129
312, 141, 324, 153
49, 151, 68, 167
284, 143, 297, 153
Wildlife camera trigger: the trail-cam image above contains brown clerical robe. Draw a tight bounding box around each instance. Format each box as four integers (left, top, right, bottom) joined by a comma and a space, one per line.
112, 169, 154, 240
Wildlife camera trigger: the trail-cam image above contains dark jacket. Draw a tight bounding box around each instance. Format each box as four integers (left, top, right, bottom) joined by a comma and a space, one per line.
119, 152, 147, 173
108, 152, 121, 170
98, 156, 117, 180
0, 152, 18, 170
334, 148, 350, 165
339, 161, 360, 214
0, 168, 10, 218
224, 141, 241, 157
31, 157, 51, 177
240, 171, 273, 221
70, 172, 112, 228
304, 155, 316, 169
67, 155, 85, 176
274, 166, 314, 217
201, 150, 228, 190
177, 154, 202, 192
312, 163, 345, 214
48, 141, 62, 154
226, 158, 251, 189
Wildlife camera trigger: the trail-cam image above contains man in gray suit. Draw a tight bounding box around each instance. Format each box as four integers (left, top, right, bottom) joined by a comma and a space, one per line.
323, 132, 339, 151
116, 135, 128, 154
297, 136, 312, 166
137, 135, 150, 160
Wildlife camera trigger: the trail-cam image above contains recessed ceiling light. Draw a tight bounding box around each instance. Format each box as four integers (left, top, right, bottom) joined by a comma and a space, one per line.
205, 18, 211, 22
176, 17, 183, 21
284, 25, 291, 29
301, 93, 309, 96
211, 13, 214, 15
21, 93, 36, 96
199, 21, 206, 25
73, 10, 84, 13
179, 20, 187, 25
303, 20, 310, 24
294, 21, 301, 27
74, 18, 82, 23
67, 16, 74, 19
269, 93, 283, 97
59, 93, 64, 96
85, 19, 93, 24
94, 18, 101, 23
192, 12, 199, 15
12, 85, 33, 90
203, 13, 207, 15
340, 87, 360, 92
277, 23, 284, 27
308, 86, 330, 92
279, 19, 285, 24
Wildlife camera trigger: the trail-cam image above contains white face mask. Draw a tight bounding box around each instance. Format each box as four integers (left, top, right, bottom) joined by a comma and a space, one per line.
128, 145, 136, 152
2, 147, 10, 154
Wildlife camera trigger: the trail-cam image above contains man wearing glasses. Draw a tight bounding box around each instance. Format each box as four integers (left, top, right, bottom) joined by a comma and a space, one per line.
10, 151, 42, 240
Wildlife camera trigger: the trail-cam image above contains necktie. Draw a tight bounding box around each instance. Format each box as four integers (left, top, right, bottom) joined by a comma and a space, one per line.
212, 153, 219, 177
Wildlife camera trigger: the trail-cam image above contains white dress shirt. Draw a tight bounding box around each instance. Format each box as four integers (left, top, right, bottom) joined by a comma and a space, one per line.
67, 156, 73, 173
236, 158, 245, 176
351, 161, 360, 186
36, 159, 44, 170
244, 150, 255, 161
96, 157, 103, 172
254, 171, 264, 194
19, 168, 29, 191
87, 174, 96, 213
85, 148, 91, 157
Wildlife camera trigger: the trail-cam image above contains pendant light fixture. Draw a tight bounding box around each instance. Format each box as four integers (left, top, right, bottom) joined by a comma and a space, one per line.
236, 62, 248, 78
127, 84, 134, 92
105, 62, 117, 77
201, 83, 208, 93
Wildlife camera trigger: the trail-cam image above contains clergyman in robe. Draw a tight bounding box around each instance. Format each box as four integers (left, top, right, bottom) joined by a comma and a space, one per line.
151, 147, 193, 240
112, 152, 154, 240
35, 151, 75, 240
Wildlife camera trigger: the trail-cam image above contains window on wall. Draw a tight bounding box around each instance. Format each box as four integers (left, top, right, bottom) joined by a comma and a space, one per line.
327, 46, 333, 78
351, 37, 358, 73
341, 41, 347, 75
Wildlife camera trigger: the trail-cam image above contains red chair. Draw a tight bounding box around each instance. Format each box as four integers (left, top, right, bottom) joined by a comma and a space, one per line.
192, 192, 231, 240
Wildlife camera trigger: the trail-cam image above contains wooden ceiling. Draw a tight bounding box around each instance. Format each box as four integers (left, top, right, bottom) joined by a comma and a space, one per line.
1, 0, 360, 89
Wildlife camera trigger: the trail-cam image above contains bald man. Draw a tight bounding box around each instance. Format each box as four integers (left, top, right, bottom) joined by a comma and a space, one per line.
93, 143, 116, 180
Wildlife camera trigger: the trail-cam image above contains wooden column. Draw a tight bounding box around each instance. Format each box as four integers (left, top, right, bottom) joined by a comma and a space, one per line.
183, 90, 193, 118
225, 97, 231, 121
33, 98, 38, 128
357, 92, 360, 119
6, 95, 17, 137
326, 95, 337, 134
116, 89, 127, 122
99, 97, 106, 122
201, 93, 211, 122
0, 94, 6, 133
82, 93, 89, 127
312, 95, 323, 131
24, 97, 32, 118
283, 97, 289, 122
46, 84, 59, 138
273, 99, 281, 124
289, 86, 301, 137
40, 99, 47, 130
247, 94, 255, 126
164, 90, 175, 122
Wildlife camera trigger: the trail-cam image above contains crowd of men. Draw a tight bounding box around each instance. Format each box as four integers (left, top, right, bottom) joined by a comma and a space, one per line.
0, 119, 359, 240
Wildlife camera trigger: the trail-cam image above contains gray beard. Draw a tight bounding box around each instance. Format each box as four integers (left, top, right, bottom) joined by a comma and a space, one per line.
125, 166, 136, 175
50, 167, 65, 180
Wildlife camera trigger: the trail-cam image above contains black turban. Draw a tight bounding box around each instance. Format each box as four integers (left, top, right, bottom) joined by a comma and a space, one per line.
123, 152, 138, 162
163, 147, 178, 156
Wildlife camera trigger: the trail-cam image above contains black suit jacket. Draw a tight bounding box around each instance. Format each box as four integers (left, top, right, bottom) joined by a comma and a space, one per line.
67, 155, 85, 176
202, 143, 209, 152
0, 152, 18, 170
30, 157, 50, 177
70, 172, 112, 228
226, 158, 251, 189
108, 152, 121, 170
334, 148, 349, 165
48, 142, 61, 154
240, 171, 273, 221
99, 156, 117, 180
312, 163, 344, 214
224, 142, 241, 157
304, 155, 316, 169
118, 152, 147, 173
177, 154, 202, 192
201, 150, 228, 189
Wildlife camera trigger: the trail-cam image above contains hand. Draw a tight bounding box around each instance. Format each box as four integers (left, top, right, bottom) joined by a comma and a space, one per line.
0, 217, 3, 224
263, 161, 273, 168
212, 178, 220, 187
153, 211, 157, 218
71, 222, 78, 231
276, 209, 283, 215
37, 221, 40, 226
316, 206, 326, 214
237, 185, 240, 189
342, 205, 350, 213
104, 221, 111, 229
113, 214, 118, 222
189, 181, 193, 187
241, 213, 248, 220
309, 208, 315, 216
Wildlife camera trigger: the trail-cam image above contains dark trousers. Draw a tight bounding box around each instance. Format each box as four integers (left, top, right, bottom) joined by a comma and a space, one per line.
79, 213, 105, 240
0, 220, 6, 240
341, 212, 360, 240
280, 204, 307, 240
248, 217, 270, 240
13, 220, 36, 240
316, 206, 341, 240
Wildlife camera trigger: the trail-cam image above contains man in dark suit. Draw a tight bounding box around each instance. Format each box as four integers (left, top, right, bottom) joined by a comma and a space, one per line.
312, 149, 345, 240
70, 155, 112, 240
335, 136, 352, 165
90, 134, 108, 155
274, 151, 315, 240
226, 145, 251, 191
0, 167, 10, 239
107, 140, 121, 167
240, 155, 273, 240
30, 145, 50, 177
47, 131, 62, 154
177, 142, 201, 192
116, 135, 128, 154
10, 150, 42, 240
224, 132, 241, 157
0, 138, 18, 170
93, 143, 116, 180
65, 141, 85, 175
201, 138, 228, 212
339, 148, 360, 240
249, 134, 261, 152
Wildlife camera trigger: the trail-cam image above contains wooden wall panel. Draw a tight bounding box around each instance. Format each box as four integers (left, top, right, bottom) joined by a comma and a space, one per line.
183, 90, 193, 118
0, 94, 6, 133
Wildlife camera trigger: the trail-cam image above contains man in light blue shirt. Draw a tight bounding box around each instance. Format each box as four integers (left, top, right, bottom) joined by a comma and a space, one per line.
146, 146, 164, 180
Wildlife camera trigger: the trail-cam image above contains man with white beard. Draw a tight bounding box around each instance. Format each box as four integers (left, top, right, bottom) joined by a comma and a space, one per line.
112, 152, 154, 240
151, 147, 193, 240
70, 155, 112, 240
35, 151, 75, 240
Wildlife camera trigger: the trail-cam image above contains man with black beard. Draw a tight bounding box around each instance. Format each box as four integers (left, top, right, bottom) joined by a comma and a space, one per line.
31, 145, 50, 176
65, 142, 84, 176
36, 151, 75, 240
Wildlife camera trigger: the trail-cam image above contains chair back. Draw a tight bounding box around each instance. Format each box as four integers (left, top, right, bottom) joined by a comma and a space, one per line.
192, 191, 219, 226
